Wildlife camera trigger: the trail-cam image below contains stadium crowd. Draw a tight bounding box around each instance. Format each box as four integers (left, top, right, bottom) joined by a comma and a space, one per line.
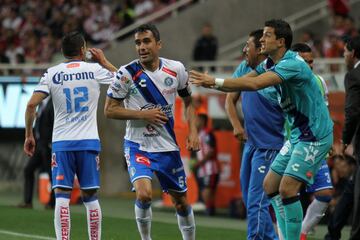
0, 0, 179, 64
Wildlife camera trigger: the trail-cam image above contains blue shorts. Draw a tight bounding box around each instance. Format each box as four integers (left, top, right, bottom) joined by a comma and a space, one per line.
51, 150, 100, 190
124, 140, 187, 193
306, 159, 333, 193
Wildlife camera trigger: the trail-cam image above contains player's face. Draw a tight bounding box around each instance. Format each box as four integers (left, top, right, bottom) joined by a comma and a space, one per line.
260, 27, 282, 55
134, 30, 162, 64
244, 36, 260, 68
298, 52, 314, 70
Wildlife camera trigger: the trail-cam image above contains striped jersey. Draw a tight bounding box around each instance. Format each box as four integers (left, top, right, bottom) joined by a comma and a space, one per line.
34, 60, 115, 152
107, 58, 191, 152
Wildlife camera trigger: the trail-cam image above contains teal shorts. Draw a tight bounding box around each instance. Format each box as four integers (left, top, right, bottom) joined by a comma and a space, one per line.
270, 133, 333, 186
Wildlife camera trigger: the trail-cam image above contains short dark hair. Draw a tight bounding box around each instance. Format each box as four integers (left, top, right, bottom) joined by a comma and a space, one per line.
291, 43, 312, 53
61, 31, 85, 58
249, 29, 263, 49
134, 24, 160, 42
346, 36, 360, 59
264, 19, 293, 49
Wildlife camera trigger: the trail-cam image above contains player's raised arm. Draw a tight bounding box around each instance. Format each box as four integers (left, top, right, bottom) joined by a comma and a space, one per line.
88, 48, 118, 72
189, 70, 282, 91
24, 92, 48, 156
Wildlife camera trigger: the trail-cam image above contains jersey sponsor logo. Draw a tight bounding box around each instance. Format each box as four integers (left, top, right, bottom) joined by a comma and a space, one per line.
52, 71, 95, 84
89, 209, 100, 239
140, 103, 173, 117
51, 153, 57, 170
162, 67, 177, 77
129, 167, 136, 177
164, 77, 174, 87
143, 124, 160, 137
162, 88, 176, 95
303, 145, 319, 164
280, 97, 296, 112
56, 175, 64, 180
258, 165, 266, 173
135, 154, 150, 167
60, 206, 70, 238
66, 63, 80, 68
291, 163, 300, 172
139, 79, 147, 88
96, 155, 100, 171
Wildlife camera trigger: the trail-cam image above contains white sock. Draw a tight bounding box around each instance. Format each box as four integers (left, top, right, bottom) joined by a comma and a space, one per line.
54, 195, 71, 240
301, 198, 329, 234
135, 200, 152, 240
84, 198, 102, 240
177, 207, 195, 240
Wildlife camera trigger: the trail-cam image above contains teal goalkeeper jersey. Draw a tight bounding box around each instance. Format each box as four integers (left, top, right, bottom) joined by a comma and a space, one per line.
255, 50, 333, 142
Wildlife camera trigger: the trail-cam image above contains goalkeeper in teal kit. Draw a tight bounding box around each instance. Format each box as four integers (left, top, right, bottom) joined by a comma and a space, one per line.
189, 19, 333, 240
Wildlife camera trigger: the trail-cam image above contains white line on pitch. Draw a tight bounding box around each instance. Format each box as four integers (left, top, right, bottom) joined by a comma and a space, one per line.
0, 229, 55, 240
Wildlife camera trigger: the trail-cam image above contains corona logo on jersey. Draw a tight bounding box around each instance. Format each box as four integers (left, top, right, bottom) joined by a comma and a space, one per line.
52, 71, 95, 84
140, 103, 173, 117
135, 154, 150, 167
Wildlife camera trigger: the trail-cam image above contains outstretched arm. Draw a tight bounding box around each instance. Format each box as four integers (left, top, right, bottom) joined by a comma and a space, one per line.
24, 92, 48, 156
190, 70, 282, 91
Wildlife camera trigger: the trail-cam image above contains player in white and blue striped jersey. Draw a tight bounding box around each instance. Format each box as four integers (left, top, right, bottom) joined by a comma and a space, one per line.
105, 24, 199, 240
24, 31, 117, 240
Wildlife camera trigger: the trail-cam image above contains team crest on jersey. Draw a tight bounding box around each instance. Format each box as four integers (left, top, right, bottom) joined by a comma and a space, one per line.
96, 155, 100, 170
51, 153, 57, 169
135, 154, 151, 167
164, 77, 174, 87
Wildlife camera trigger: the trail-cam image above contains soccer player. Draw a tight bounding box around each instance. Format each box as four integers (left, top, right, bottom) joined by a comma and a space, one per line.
105, 24, 199, 240
290, 43, 333, 240
194, 113, 220, 216
190, 19, 333, 240
225, 29, 281, 240
24, 31, 117, 240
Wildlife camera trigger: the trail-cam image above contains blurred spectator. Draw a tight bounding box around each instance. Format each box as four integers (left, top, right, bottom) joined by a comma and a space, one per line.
193, 113, 220, 216
300, 30, 323, 57
134, 0, 154, 18
327, 0, 349, 17
193, 23, 218, 71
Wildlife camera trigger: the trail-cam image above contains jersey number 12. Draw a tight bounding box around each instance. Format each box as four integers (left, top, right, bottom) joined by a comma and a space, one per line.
63, 87, 89, 113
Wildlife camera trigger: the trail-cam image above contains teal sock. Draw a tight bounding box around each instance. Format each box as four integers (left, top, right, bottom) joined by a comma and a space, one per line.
268, 192, 286, 239
283, 196, 303, 240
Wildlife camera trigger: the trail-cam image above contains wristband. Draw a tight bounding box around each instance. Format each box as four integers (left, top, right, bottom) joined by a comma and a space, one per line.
215, 78, 225, 87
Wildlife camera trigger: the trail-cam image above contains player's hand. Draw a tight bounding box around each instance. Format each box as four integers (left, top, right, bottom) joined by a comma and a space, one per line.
24, 136, 36, 157
189, 70, 216, 88
88, 48, 106, 64
234, 126, 247, 142
186, 132, 200, 151
142, 108, 168, 126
